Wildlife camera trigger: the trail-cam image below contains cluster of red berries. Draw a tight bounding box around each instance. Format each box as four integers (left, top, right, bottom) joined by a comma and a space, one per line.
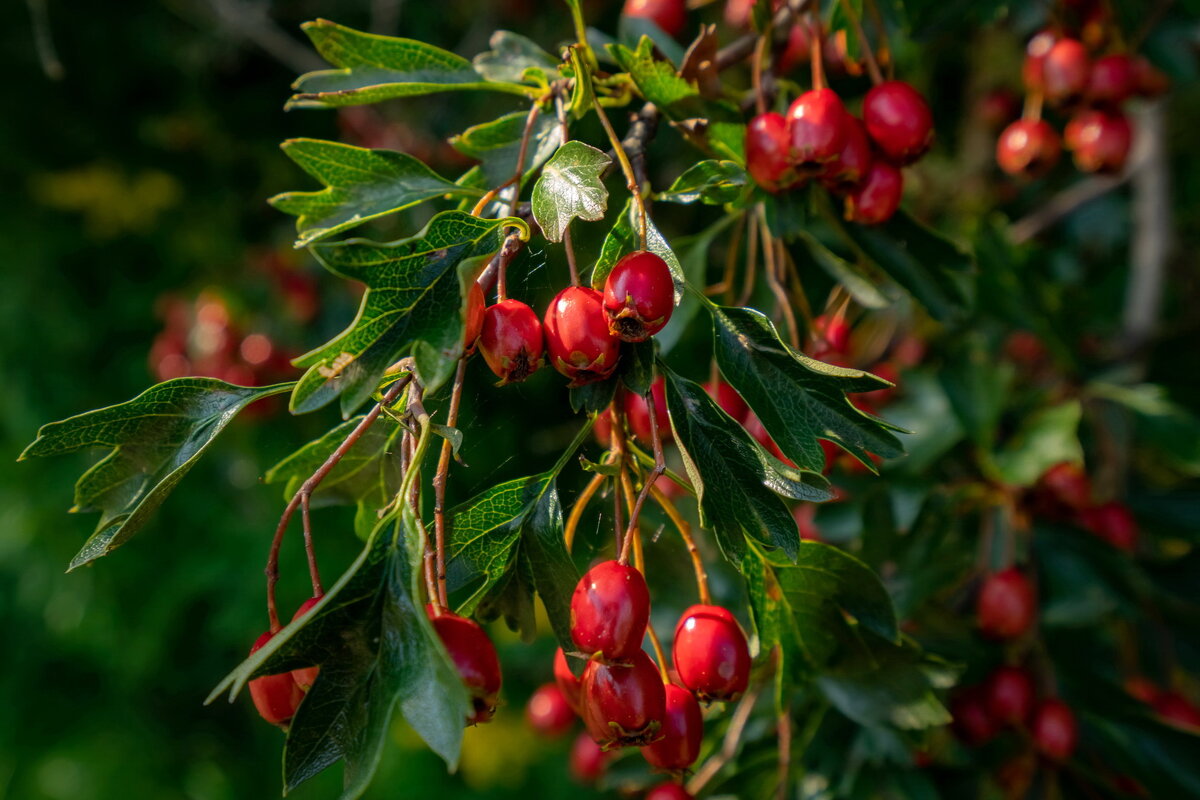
1033, 461, 1139, 552
471, 250, 674, 386
996, 29, 1167, 178
952, 665, 1079, 763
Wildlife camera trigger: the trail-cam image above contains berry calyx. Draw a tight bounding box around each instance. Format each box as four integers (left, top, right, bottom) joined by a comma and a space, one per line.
478, 299, 543, 384
984, 665, 1036, 726
1078, 501, 1138, 552
569, 730, 610, 783
821, 115, 873, 193
623, 0, 687, 38
862, 80, 934, 165
571, 560, 651, 662
1032, 699, 1078, 761
248, 631, 304, 727
645, 782, 694, 800
1088, 54, 1136, 105
581, 650, 667, 748
1064, 110, 1132, 174
544, 287, 622, 386
787, 89, 849, 173
555, 647, 584, 713
977, 568, 1036, 640
672, 605, 751, 702
746, 112, 798, 192
951, 686, 998, 745
603, 251, 675, 342
1042, 38, 1091, 105
427, 607, 502, 724
463, 281, 485, 354
290, 595, 323, 692
996, 119, 1062, 178
526, 682, 577, 738
844, 161, 903, 225
642, 683, 703, 771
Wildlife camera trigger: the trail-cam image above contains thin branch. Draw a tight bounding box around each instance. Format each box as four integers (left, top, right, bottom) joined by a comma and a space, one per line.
207, 0, 325, 74
737, 210, 760, 306
650, 484, 711, 605
618, 387, 667, 564
716, 1, 811, 71
777, 704, 792, 800
593, 97, 650, 248
554, 91, 581, 285
1122, 100, 1171, 361
301, 492, 322, 595
631, 524, 671, 683
687, 682, 764, 794
25, 0, 63, 79
565, 470, 607, 553
1009, 172, 1131, 244
837, 0, 883, 84
431, 355, 469, 608
761, 213, 800, 348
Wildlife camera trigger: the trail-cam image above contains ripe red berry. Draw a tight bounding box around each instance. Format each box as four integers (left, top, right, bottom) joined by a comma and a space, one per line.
463, 281, 485, 354
1022, 30, 1058, 93
603, 251, 675, 342
862, 81, 934, 165
985, 666, 1036, 726
427, 607, 502, 724
623, 377, 671, 443
569, 730, 610, 783
642, 683, 703, 771
821, 115, 872, 192
1078, 501, 1138, 552
1032, 699, 1078, 761
1039, 462, 1092, 511
777, 23, 812, 74
996, 119, 1061, 178
571, 560, 651, 662
1152, 691, 1200, 730
844, 161, 903, 225
479, 299, 543, 384
746, 112, 797, 192
544, 287, 621, 386
555, 647, 584, 713
951, 686, 998, 745
290, 595, 323, 691
977, 568, 1036, 640
581, 650, 667, 748
248, 631, 304, 727
526, 682, 577, 737
787, 89, 849, 172
811, 313, 851, 355
1132, 56, 1169, 97
1088, 54, 1136, 105
623, 0, 687, 37
1064, 110, 1132, 174
706, 380, 748, 423
978, 88, 1021, 129
1124, 676, 1161, 705
645, 782, 694, 800
1042, 38, 1091, 105
672, 605, 751, 702
794, 502, 822, 541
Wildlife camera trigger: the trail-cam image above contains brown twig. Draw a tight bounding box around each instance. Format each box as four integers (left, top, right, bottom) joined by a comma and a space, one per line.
716, 1, 811, 71
630, 526, 672, 683
565, 469, 607, 553
837, 0, 883, 84
737, 210, 760, 306
431, 355, 469, 608
593, 97, 650, 249
777, 703, 792, 800
687, 682, 764, 794
618, 388, 667, 564
761, 213, 800, 348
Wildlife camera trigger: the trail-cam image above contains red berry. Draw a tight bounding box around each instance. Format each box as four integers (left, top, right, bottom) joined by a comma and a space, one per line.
1032, 699, 1078, 761
794, 502, 822, 541
777, 23, 813, 74
821, 115, 873, 192
603, 251, 675, 342
623, 0, 687, 37
555, 647, 584, 713
1124, 676, 1161, 705
1152, 691, 1200, 730
479, 299, 543, 384
787, 89, 849, 172
746, 112, 797, 192
645, 782, 694, 800
977, 568, 1036, 640
706, 380, 748, 423
571, 560, 651, 662
672, 605, 751, 702
723, 0, 755, 29
463, 281, 485, 353
1088, 54, 1136, 105
1022, 30, 1058, 93
642, 683, 703, 771
569, 730, 610, 783
978, 88, 1021, 129
811, 314, 851, 355
951, 686, 998, 745
290, 595, 323, 691
1078, 501, 1139, 552
248, 631, 304, 727
996, 119, 1061, 178
844, 161, 903, 225
623, 377, 671, 443
1039, 462, 1092, 510
1132, 56, 1169, 97
527, 682, 577, 737
1064, 110, 1132, 174
581, 650, 667, 748
862, 81, 934, 165
544, 287, 622, 386
427, 607, 502, 724
984, 665, 1036, 726
1042, 39, 1091, 105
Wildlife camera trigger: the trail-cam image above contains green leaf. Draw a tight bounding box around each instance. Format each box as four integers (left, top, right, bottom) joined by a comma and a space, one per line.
450, 110, 564, 189
288, 19, 534, 109
656, 160, 749, 206
992, 401, 1083, 487
569, 376, 618, 415
1089, 382, 1200, 477
616, 16, 687, 69
269, 139, 479, 248
565, 43, 597, 117
530, 141, 612, 243
291, 211, 527, 416
472, 30, 558, 85
20, 378, 293, 570
591, 197, 685, 305
618, 339, 657, 397
662, 366, 831, 564
817, 638, 952, 730
654, 214, 739, 354
791, 231, 892, 310
938, 333, 1013, 450
709, 304, 905, 472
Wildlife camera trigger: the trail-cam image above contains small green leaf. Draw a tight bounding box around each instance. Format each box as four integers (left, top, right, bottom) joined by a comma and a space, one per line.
657, 160, 749, 206
531, 141, 612, 243
569, 376, 618, 415
938, 333, 1013, 450
993, 401, 1083, 487
817, 639, 953, 731
473, 30, 558, 85
591, 197, 685, 305
618, 339, 657, 397
20, 378, 293, 570
450, 110, 564, 189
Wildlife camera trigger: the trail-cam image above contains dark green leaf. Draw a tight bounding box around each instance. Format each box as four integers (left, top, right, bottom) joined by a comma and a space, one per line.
569, 376, 618, 415
530, 140, 612, 242
520, 481, 577, 649
617, 15, 687, 67
992, 401, 1082, 487
792, 231, 891, 310
472, 30, 558, 85
450, 110, 564, 189
591, 197, 685, 304
657, 160, 749, 206
20, 378, 293, 570
938, 334, 1013, 450
817, 637, 952, 730
618, 339, 657, 396
1090, 382, 1200, 477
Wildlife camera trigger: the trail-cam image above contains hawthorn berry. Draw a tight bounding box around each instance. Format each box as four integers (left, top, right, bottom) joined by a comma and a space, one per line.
645, 782, 694, 800
581, 650, 667, 748
951, 686, 998, 745
978, 88, 1021, 129
1152, 691, 1200, 730
479, 299, 543, 384
746, 112, 797, 192
555, 647, 584, 713
248, 631, 304, 727
996, 119, 1061, 178
290, 595, 323, 692
788, 89, 849, 172
427, 607, 502, 724
1022, 30, 1058, 92
777, 23, 813, 74
810, 313, 851, 356
821, 115, 872, 193
1088, 54, 1136, 105
1132, 55, 1169, 97
1032, 699, 1078, 761
1078, 501, 1138, 552
844, 161, 903, 225
526, 683, 576, 738
569, 730, 610, 783
977, 568, 1036, 640
1064, 110, 1132, 174
641, 683, 703, 771
623, 377, 671, 443
672, 605, 751, 702
571, 560, 651, 662
603, 250, 675, 342
1124, 676, 1161, 705
984, 665, 1036, 726
1042, 38, 1091, 105
862, 80, 934, 165
544, 287, 621, 386
623, 0, 687, 37
706, 380, 748, 423
1039, 462, 1092, 511
463, 281, 485, 354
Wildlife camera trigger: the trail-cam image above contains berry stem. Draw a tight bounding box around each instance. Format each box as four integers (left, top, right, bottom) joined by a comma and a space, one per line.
809, 9, 827, 91
300, 492, 322, 596
649, 483, 711, 605
618, 387, 667, 565
760, 212, 800, 348
711, 211, 746, 302
591, 89, 650, 250
838, 0, 883, 85
553, 91, 582, 286
863, 0, 894, 80
565, 465, 609, 553
716, 0, 811, 71
687, 681, 764, 794
777, 703, 792, 800
752, 29, 770, 116
431, 354, 469, 609
610, 397, 629, 553
1022, 91, 1044, 123
736, 210, 760, 306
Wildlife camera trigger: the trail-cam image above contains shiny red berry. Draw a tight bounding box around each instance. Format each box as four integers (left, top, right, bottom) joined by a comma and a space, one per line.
996, 119, 1061, 178
569, 730, 610, 783
526, 682, 577, 738
1042, 38, 1091, 105
463, 281, 485, 354
787, 89, 849, 172
248, 631, 304, 727
984, 666, 1036, 726
544, 287, 622, 386
821, 115, 872, 192
706, 380, 748, 423
290, 595, 323, 691
1078, 501, 1138, 552
581, 650, 667, 748
672, 605, 751, 702
951, 686, 998, 746
1022, 30, 1058, 93
555, 647, 584, 713
746, 112, 797, 192
844, 161, 903, 225
645, 782, 694, 800
479, 299, 543, 384
1153, 691, 1200, 730
1064, 110, 1132, 174
603, 251, 675, 342
427, 607, 502, 724
1039, 462, 1092, 510
642, 683, 703, 771
1088, 54, 1136, 105
977, 568, 1035, 639
571, 560, 651, 662
863, 81, 934, 165
1032, 699, 1078, 761
623, 0, 687, 37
